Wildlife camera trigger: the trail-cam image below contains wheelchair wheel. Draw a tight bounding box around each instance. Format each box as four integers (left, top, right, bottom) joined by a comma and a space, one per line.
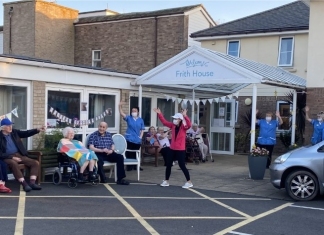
52, 169, 62, 185
67, 178, 78, 188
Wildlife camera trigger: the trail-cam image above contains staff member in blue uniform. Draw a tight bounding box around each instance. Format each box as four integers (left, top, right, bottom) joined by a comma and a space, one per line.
305, 106, 324, 145
119, 101, 145, 171
256, 109, 283, 168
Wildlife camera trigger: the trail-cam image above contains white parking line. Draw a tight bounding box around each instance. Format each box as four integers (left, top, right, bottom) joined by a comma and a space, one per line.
290, 205, 324, 211
228, 231, 253, 235
14, 187, 26, 235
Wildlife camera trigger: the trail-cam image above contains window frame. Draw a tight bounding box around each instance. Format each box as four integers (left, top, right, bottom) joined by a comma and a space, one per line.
227, 40, 240, 57
92, 50, 101, 68
276, 100, 292, 132
277, 36, 294, 67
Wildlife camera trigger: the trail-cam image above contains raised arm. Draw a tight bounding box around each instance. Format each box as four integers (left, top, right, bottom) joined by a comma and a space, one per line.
305, 106, 312, 122
119, 101, 127, 119
275, 111, 283, 125
182, 109, 191, 130
153, 108, 173, 128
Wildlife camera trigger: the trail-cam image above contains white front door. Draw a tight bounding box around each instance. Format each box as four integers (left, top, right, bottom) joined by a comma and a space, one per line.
210, 100, 235, 155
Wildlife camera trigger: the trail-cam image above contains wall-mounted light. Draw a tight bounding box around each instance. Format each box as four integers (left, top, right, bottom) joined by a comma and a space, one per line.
245, 98, 252, 106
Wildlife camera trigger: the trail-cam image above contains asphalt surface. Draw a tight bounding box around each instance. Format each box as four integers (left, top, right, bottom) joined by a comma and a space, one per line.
1, 180, 324, 235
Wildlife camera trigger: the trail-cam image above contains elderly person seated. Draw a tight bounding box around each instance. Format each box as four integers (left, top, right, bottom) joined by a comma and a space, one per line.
0, 160, 11, 193
145, 126, 161, 154
57, 127, 98, 183
187, 123, 208, 161
0, 118, 45, 192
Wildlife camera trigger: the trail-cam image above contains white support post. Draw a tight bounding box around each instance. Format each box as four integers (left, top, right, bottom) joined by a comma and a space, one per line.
197, 102, 200, 125
138, 85, 142, 116
192, 89, 195, 122
250, 84, 257, 151
291, 89, 297, 145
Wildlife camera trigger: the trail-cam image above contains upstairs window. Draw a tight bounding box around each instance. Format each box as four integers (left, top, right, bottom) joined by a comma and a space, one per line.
227, 40, 240, 57
278, 37, 294, 66
92, 50, 101, 68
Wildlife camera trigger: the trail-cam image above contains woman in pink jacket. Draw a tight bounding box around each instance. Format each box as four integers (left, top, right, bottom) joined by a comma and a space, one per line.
153, 108, 193, 189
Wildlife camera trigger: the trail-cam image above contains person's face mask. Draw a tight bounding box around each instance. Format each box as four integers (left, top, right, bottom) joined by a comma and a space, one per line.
173, 119, 179, 125
265, 117, 271, 122
318, 118, 322, 122
131, 112, 138, 117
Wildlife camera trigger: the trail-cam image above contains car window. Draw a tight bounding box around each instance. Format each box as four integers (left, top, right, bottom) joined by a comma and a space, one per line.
317, 145, 324, 152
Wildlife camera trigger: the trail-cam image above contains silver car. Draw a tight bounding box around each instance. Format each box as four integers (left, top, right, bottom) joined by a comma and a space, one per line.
270, 142, 324, 201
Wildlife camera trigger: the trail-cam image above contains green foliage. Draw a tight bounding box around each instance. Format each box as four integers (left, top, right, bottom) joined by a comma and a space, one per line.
279, 131, 300, 149
235, 132, 245, 152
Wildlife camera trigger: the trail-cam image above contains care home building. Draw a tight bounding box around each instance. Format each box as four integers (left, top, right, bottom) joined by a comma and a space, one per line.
190, 0, 313, 148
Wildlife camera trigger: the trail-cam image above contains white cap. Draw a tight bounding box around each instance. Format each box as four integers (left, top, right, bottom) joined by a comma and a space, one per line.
171, 113, 183, 120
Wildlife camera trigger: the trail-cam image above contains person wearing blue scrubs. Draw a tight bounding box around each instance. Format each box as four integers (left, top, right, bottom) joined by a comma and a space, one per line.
119, 101, 145, 171
256, 110, 283, 168
305, 106, 324, 145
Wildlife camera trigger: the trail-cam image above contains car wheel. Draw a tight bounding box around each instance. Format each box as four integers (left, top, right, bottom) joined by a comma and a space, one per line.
285, 170, 319, 201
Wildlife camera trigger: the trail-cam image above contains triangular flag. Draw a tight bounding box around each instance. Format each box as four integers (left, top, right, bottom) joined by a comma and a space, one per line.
189, 100, 194, 105
49, 107, 54, 113
208, 99, 213, 104
195, 100, 200, 105
166, 96, 170, 101
227, 94, 233, 99
183, 99, 188, 104
220, 96, 226, 102
103, 112, 106, 117
233, 91, 239, 98
53, 110, 57, 116
177, 98, 182, 103
5, 113, 12, 121
171, 97, 176, 102
214, 98, 219, 103
201, 99, 207, 105
11, 107, 18, 118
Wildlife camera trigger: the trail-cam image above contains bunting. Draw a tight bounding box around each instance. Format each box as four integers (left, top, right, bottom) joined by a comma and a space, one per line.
48, 106, 111, 126
0, 107, 19, 121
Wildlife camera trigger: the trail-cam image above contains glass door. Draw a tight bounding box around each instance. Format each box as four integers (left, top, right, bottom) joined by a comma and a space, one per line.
210, 100, 235, 155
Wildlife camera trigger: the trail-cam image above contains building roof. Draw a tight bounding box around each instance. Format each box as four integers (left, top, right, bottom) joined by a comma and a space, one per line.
75, 4, 202, 24
191, 0, 309, 38
133, 45, 306, 94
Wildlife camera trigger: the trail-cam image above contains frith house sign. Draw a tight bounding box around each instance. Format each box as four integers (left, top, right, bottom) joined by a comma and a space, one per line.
176, 59, 214, 77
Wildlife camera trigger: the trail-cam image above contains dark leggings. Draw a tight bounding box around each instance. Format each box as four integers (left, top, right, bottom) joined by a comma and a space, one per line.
166, 149, 190, 181
257, 144, 274, 167
0, 160, 8, 181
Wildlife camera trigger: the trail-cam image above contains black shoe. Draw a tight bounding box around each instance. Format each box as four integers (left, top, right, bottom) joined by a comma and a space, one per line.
89, 174, 97, 182
116, 179, 130, 185
140, 167, 143, 171
23, 185, 32, 192
30, 184, 42, 190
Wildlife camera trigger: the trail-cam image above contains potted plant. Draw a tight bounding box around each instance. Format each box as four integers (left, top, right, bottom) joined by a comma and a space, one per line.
248, 145, 269, 180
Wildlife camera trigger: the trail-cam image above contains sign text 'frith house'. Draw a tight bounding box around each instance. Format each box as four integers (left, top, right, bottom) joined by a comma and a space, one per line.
176, 59, 214, 77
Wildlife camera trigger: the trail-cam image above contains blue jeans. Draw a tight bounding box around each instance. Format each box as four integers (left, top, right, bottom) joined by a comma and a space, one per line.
0, 160, 8, 181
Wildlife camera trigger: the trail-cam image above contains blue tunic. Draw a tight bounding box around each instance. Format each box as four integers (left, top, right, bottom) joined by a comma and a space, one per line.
124, 115, 145, 144
311, 119, 324, 145
257, 119, 279, 145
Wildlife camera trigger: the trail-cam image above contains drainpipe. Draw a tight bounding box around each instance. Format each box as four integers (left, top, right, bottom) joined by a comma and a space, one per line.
8, 7, 14, 54
154, 17, 158, 67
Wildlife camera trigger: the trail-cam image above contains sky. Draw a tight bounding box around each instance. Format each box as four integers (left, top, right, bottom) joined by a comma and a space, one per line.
0, 0, 297, 25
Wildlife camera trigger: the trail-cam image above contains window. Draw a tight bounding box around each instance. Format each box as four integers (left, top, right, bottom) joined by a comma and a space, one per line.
88, 94, 116, 128
92, 50, 101, 68
130, 96, 151, 126
156, 98, 175, 127
277, 101, 292, 131
278, 37, 294, 66
47, 90, 80, 128
227, 40, 240, 57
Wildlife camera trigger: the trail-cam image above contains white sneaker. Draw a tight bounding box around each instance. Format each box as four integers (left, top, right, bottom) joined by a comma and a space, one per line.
182, 182, 193, 189
160, 180, 169, 187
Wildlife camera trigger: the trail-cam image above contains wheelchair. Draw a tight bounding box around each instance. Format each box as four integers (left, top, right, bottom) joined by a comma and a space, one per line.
185, 136, 203, 164
52, 153, 99, 188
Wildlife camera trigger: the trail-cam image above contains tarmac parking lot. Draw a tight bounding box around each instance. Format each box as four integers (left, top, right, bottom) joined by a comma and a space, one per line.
1, 180, 324, 235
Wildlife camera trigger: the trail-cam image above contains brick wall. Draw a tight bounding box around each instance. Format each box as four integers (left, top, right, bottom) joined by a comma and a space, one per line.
74, 15, 188, 74
35, 1, 78, 64
3, 1, 35, 56
32, 81, 46, 149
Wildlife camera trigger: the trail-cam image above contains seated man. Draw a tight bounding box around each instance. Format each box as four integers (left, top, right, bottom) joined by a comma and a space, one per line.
187, 123, 208, 160
57, 127, 98, 183
0, 118, 45, 192
88, 122, 129, 185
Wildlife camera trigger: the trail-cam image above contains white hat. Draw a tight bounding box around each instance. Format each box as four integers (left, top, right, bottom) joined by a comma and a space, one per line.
171, 113, 183, 120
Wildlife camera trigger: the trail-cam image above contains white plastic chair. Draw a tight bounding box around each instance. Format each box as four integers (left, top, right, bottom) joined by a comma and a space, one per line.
85, 134, 117, 181
112, 134, 141, 181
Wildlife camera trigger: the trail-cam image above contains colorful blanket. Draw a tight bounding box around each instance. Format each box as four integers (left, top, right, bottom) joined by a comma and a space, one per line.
57, 139, 98, 167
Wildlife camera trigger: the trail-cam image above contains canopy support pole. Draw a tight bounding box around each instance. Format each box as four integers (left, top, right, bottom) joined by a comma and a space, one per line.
250, 84, 257, 150
192, 89, 195, 122
291, 89, 297, 145
138, 85, 142, 117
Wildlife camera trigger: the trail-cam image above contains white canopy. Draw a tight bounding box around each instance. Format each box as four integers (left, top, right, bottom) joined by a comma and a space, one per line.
132, 45, 306, 150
